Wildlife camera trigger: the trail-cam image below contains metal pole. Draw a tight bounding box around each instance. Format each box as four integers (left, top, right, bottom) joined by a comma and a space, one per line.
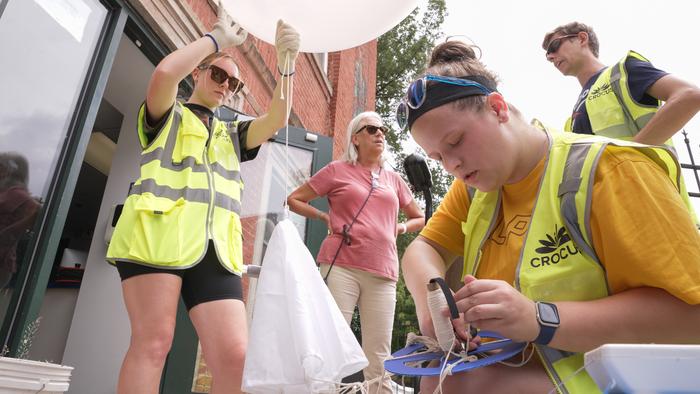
682, 129, 700, 197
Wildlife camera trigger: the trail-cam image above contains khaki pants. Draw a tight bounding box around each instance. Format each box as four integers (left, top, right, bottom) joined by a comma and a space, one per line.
321, 265, 396, 394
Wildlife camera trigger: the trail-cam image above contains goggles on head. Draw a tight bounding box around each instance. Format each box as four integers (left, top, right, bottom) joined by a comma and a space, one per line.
396, 74, 494, 131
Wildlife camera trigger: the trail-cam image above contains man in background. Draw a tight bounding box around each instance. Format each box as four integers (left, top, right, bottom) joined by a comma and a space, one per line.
542, 21, 700, 145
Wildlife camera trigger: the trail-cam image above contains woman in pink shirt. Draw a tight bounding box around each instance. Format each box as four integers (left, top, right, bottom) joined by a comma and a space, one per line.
287, 111, 425, 393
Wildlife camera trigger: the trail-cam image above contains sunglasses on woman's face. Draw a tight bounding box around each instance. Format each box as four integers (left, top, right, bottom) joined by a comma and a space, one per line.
199, 64, 244, 95
545, 34, 578, 56
356, 125, 388, 135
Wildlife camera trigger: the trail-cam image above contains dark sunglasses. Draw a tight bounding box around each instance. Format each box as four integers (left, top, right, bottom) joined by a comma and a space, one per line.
545, 34, 579, 56
356, 125, 388, 135
199, 64, 244, 95
395, 74, 492, 130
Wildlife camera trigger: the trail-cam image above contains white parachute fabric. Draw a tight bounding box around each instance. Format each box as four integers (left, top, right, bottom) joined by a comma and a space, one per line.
242, 219, 368, 393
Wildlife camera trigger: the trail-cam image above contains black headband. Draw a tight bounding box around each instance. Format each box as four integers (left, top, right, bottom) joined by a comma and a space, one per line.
407, 75, 496, 130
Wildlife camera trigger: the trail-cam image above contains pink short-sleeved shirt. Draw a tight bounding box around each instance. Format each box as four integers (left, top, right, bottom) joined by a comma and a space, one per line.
308, 161, 413, 281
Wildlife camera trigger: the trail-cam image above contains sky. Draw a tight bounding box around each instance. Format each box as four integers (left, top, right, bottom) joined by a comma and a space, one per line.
436, 0, 700, 209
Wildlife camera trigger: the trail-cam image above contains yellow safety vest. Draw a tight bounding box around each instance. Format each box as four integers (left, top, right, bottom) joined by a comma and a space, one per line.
107, 102, 245, 274
564, 51, 697, 224
461, 131, 681, 394
564, 51, 659, 138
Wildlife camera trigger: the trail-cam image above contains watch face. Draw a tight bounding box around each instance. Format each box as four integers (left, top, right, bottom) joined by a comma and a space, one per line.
538, 302, 559, 325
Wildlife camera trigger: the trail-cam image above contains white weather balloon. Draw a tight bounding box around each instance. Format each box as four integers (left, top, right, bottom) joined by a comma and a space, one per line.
222, 0, 421, 53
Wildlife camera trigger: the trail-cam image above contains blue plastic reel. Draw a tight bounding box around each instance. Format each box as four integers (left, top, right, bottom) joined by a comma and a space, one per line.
384, 331, 527, 377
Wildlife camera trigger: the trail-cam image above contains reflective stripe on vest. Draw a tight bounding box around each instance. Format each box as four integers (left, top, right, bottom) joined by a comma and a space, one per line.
106, 102, 245, 273
608, 51, 659, 135
461, 131, 680, 393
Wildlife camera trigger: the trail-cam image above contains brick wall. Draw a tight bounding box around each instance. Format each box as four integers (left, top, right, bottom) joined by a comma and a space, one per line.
328, 41, 378, 159
184, 0, 377, 299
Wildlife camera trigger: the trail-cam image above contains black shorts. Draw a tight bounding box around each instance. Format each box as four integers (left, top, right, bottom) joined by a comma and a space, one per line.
116, 241, 243, 310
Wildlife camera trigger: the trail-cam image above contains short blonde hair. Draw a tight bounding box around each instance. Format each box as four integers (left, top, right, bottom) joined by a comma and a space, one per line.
341, 111, 388, 166
198, 52, 235, 69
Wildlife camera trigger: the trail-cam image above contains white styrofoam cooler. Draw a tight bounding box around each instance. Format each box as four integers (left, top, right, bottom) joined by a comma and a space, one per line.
0, 358, 73, 393
585, 344, 700, 393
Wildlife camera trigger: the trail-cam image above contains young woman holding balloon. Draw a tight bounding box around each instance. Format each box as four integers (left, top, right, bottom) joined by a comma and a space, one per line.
105, 2, 300, 392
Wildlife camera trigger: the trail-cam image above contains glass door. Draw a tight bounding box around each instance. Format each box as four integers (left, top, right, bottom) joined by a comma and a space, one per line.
0, 0, 116, 356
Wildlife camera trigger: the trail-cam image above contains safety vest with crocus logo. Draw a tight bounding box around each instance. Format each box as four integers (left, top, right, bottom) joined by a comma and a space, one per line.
564, 50, 697, 225
106, 102, 245, 274
461, 131, 681, 394
564, 50, 659, 139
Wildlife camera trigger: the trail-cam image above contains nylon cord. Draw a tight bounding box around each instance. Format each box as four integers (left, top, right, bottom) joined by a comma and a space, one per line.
282, 52, 293, 218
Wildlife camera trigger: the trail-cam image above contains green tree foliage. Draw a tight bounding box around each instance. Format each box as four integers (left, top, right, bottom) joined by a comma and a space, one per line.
346, 4, 451, 386
375, 0, 453, 212
374, 0, 452, 361
376, 0, 448, 153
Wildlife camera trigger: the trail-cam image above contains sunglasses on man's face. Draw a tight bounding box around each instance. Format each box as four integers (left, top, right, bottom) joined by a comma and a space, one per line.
545, 34, 579, 56
199, 64, 244, 95
356, 125, 388, 135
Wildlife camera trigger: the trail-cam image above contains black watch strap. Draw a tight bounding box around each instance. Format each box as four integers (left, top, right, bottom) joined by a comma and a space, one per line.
534, 301, 559, 345
534, 324, 557, 345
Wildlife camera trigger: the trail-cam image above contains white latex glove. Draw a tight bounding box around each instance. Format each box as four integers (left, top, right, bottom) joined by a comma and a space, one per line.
208, 1, 248, 50
275, 19, 300, 74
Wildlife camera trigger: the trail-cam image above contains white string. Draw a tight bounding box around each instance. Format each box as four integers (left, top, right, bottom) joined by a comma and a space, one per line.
386, 333, 535, 394
375, 367, 390, 394
302, 351, 421, 394
434, 337, 480, 394
546, 358, 595, 394
300, 340, 534, 394
281, 52, 293, 218
383, 334, 473, 394
434, 337, 455, 394
305, 373, 387, 394
387, 336, 474, 394
495, 342, 535, 367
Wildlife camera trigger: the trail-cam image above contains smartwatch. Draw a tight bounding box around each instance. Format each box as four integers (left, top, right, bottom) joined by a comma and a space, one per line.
534, 301, 560, 345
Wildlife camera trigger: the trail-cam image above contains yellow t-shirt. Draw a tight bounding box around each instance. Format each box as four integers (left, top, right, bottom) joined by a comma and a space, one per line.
421, 147, 700, 304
